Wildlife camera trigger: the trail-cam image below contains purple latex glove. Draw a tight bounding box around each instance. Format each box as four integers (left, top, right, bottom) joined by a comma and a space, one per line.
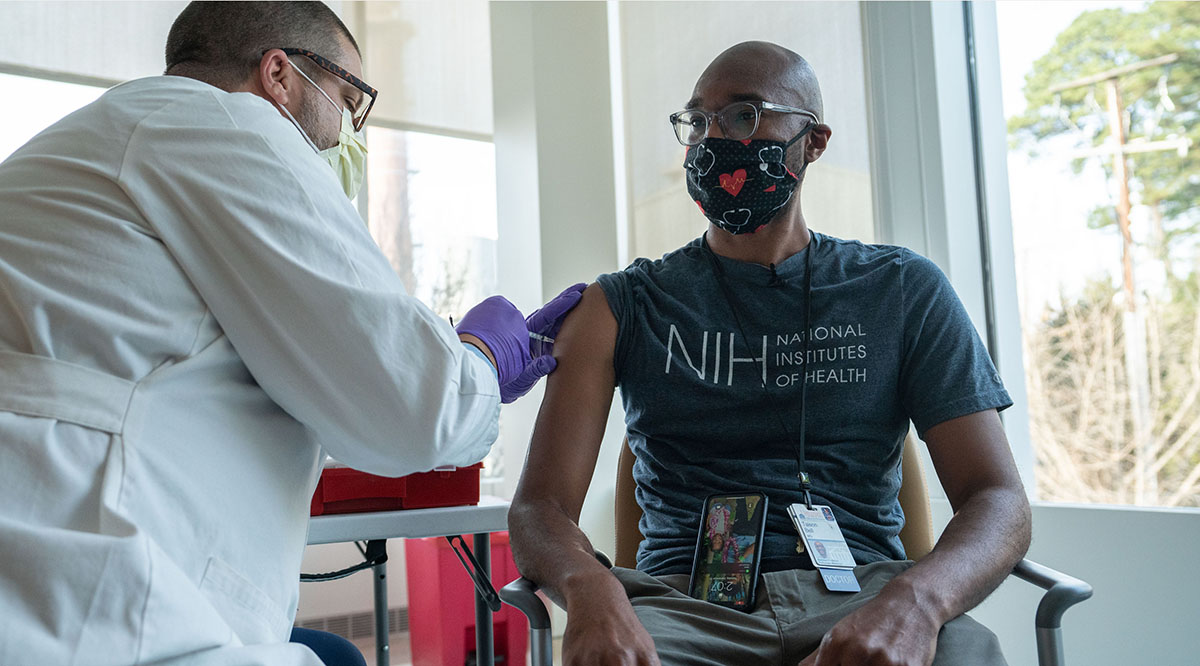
526, 283, 587, 357
494, 355, 558, 404
456, 296, 530, 403
499, 283, 588, 401
457, 284, 588, 403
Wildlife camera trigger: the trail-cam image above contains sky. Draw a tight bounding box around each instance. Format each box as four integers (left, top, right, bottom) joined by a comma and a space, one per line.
993, 1, 1170, 317
995, 1, 1150, 120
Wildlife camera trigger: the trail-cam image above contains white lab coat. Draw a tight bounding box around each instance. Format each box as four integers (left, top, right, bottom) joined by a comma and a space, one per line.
0, 76, 500, 664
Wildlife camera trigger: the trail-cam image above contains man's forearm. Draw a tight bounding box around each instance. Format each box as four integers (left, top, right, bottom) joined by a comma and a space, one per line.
509, 497, 625, 609
880, 484, 1031, 626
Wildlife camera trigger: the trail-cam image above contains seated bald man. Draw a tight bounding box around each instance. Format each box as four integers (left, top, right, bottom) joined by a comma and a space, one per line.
508, 41, 1030, 666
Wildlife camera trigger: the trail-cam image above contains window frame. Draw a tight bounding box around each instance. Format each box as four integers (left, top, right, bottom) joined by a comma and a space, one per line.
861, 1, 1036, 498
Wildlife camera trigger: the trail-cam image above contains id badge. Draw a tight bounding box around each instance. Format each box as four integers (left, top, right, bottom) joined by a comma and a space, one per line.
788, 503, 861, 592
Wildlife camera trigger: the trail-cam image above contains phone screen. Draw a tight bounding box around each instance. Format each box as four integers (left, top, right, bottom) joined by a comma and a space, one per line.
687, 493, 768, 610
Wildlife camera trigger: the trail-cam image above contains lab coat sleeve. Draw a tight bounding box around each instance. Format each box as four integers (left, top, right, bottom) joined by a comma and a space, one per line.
115, 92, 499, 476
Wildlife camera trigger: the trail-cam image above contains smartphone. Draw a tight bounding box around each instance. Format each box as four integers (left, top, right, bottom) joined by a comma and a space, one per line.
687, 492, 768, 611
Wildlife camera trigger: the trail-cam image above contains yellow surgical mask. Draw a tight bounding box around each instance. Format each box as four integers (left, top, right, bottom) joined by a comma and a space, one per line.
318, 108, 367, 200
284, 61, 369, 200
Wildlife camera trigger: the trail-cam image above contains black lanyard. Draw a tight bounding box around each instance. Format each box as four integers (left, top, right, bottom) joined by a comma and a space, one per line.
701, 232, 816, 509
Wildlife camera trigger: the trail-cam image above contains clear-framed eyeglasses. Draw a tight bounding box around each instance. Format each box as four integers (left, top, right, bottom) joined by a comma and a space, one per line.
669, 101, 818, 146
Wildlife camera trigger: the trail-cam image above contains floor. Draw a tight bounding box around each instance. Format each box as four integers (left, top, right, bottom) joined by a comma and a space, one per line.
348, 632, 410, 666
349, 632, 564, 666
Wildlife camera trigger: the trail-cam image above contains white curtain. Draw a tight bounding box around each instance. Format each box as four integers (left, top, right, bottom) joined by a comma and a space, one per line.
0, 1, 188, 83
0, 1, 495, 140
350, 0, 493, 138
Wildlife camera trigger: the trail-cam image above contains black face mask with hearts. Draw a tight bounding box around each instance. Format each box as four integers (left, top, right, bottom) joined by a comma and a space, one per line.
684, 125, 812, 235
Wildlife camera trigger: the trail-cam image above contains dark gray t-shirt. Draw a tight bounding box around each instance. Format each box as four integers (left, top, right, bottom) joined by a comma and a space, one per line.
595, 233, 1012, 577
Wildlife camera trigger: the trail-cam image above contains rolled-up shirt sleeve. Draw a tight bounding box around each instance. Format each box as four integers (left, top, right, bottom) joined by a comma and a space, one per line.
116, 89, 499, 476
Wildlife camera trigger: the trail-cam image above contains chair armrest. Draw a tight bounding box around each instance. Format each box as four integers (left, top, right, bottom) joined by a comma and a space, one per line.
498, 550, 613, 632
594, 549, 614, 570
499, 577, 551, 630
1012, 558, 1094, 629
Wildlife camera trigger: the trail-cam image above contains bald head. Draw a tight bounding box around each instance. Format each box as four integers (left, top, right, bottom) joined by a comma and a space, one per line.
689, 41, 824, 122
684, 41, 831, 189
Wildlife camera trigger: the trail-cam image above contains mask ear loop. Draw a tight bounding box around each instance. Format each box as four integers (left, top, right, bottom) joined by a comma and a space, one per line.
783, 123, 815, 180
290, 58, 367, 144
275, 101, 320, 154
288, 58, 344, 114
275, 58, 347, 154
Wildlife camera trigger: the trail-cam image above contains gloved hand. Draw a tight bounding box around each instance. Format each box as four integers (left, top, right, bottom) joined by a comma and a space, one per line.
499, 283, 588, 401
456, 296, 530, 403
456, 284, 587, 403
526, 283, 586, 357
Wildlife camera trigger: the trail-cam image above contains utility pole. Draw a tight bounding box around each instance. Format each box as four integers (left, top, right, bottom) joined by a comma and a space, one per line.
1050, 53, 1179, 505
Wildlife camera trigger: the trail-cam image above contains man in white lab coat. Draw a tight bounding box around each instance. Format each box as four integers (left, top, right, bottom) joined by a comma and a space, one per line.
0, 2, 576, 664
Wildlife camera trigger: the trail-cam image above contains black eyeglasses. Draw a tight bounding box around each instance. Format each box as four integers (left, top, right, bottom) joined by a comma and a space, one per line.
669, 101, 818, 146
278, 48, 378, 132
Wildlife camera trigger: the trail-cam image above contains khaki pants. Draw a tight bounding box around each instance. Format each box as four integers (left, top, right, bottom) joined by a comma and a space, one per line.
613, 561, 1007, 666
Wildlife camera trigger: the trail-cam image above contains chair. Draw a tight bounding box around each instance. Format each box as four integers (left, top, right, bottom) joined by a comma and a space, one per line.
499, 435, 1093, 666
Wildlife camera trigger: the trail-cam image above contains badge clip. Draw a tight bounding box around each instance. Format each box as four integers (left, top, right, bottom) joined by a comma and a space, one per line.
799, 472, 814, 510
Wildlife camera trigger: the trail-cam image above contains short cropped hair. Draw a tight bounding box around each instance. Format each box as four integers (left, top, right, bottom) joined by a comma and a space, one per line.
165, 1, 360, 88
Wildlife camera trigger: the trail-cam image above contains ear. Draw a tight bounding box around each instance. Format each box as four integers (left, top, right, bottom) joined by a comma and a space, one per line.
803, 123, 832, 163
785, 122, 831, 177
258, 48, 297, 107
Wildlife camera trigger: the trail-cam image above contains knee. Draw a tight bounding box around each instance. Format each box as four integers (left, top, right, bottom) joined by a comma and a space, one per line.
933, 615, 1007, 666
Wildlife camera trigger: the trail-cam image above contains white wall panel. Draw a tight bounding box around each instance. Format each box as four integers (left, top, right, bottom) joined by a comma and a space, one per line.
933, 498, 1200, 665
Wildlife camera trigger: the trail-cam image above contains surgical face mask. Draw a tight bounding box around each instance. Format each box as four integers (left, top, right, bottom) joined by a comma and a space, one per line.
318, 108, 368, 200
683, 125, 813, 235
280, 62, 368, 200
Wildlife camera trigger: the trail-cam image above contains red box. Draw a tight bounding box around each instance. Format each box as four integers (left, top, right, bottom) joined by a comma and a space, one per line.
309, 463, 483, 516
406, 532, 528, 666
404, 464, 484, 509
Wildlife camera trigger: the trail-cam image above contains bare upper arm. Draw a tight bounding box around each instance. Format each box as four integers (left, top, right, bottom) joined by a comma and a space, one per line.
922, 409, 1027, 512
513, 282, 618, 523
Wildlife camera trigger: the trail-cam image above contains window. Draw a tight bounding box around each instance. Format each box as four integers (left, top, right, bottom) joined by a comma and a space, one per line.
366, 127, 499, 318
350, 0, 504, 487
364, 126, 503, 483
996, 1, 1199, 507
0, 73, 104, 162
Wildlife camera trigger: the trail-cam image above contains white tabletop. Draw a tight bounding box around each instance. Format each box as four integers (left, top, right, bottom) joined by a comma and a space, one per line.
306, 495, 510, 545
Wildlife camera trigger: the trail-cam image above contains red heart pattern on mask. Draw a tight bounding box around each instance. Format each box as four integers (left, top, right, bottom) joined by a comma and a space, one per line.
719, 169, 747, 197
